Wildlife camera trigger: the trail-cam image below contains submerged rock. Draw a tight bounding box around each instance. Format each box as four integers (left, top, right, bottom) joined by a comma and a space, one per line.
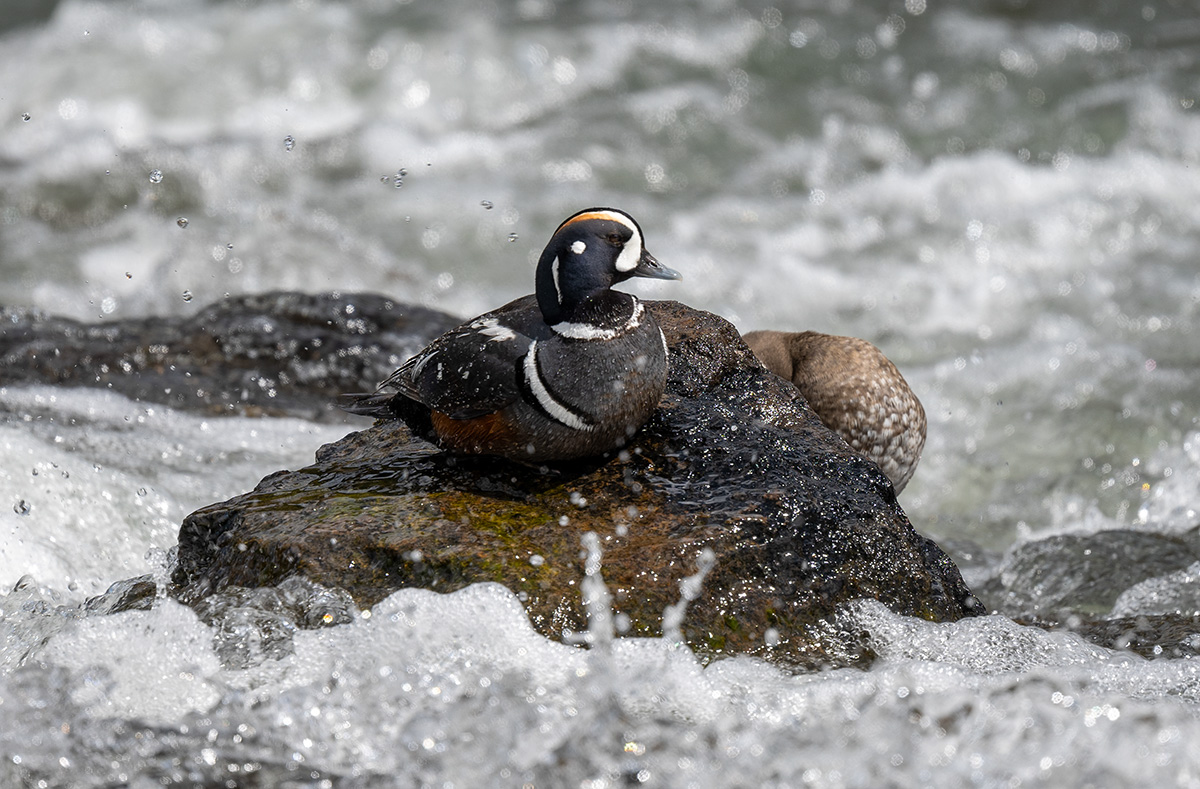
0, 291, 459, 420
173, 301, 982, 669
976, 528, 1200, 619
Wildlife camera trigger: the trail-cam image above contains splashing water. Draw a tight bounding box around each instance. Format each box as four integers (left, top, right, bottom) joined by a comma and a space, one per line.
3, 0, 1200, 784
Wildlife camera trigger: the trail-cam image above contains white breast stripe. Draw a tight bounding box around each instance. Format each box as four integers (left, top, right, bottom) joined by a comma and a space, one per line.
552, 300, 643, 340
523, 340, 593, 431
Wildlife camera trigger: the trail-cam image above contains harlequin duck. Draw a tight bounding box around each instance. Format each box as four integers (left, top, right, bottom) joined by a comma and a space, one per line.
742, 330, 927, 492
341, 207, 682, 462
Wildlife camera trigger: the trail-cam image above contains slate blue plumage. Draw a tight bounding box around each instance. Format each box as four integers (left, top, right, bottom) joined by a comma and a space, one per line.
341, 208, 682, 461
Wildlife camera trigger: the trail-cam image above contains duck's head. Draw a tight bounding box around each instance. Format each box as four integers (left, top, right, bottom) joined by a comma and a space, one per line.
535, 207, 681, 324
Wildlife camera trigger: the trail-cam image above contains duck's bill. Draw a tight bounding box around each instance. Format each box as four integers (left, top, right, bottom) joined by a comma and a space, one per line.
633, 249, 683, 280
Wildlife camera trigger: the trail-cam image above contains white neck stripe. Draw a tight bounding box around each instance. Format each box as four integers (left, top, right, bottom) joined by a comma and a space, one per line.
551, 256, 563, 305
523, 340, 593, 431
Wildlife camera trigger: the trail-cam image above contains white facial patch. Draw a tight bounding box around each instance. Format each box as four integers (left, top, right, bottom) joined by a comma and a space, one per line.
596, 211, 644, 273
614, 234, 641, 272
571, 240, 586, 255
470, 316, 516, 343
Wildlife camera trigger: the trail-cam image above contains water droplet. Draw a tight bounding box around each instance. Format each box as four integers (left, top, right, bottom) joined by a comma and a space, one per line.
176, 217, 189, 228
284, 135, 295, 151
21, 112, 30, 122
137, 487, 147, 496
481, 200, 494, 209
125, 272, 132, 279
226, 243, 234, 250
149, 169, 163, 184
507, 232, 519, 242
393, 168, 407, 188
182, 290, 193, 302
14, 500, 30, 515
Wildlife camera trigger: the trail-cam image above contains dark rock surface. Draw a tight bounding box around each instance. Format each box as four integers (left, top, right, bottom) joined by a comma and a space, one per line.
975, 528, 1200, 619
0, 291, 459, 420
172, 300, 982, 670
1067, 613, 1200, 660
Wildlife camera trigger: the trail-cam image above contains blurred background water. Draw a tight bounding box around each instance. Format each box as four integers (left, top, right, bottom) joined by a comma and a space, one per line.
3, 0, 1200, 786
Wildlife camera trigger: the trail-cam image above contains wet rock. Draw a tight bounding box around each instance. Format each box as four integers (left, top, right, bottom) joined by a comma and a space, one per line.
974, 528, 1200, 619
173, 301, 981, 670
83, 575, 158, 616
968, 526, 1200, 659
0, 292, 459, 420
1065, 613, 1200, 660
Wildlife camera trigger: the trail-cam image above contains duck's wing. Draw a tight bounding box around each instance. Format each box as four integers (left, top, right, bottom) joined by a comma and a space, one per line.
381, 295, 548, 420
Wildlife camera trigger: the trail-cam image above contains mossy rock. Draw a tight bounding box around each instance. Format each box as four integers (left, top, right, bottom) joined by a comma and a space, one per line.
172, 301, 982, 669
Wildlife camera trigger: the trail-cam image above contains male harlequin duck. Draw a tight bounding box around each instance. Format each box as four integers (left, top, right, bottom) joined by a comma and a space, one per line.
742, 330, 927, 493
341, 207, 682, 462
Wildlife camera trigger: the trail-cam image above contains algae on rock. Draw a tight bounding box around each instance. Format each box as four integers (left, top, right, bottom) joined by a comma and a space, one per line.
173, 301, 981, 669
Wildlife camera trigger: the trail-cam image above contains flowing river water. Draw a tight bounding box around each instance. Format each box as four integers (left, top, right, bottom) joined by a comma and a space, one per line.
3, 0, 1200, 785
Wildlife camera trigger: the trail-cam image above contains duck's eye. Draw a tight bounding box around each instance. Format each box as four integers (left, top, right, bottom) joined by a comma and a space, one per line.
606, 232, 624, 246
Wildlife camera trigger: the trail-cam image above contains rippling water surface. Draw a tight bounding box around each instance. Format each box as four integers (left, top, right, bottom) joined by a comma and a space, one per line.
4, 0, 1200, 785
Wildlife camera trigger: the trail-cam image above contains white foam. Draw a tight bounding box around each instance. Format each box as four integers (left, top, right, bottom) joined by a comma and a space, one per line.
7, 582, 1200, 786
0, 386, 351, 594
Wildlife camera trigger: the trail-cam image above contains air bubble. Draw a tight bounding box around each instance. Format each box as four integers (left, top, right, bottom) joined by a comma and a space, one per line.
14, 500, 31, 515
177, 217, 189, 228
393, 168, 408, 188
182, 290, 194, 302
22, 112, 31, 121
481, 200, 494, 209
149, 169, 163, 184
284, 135, 295, 151
508, 233, 519, 242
